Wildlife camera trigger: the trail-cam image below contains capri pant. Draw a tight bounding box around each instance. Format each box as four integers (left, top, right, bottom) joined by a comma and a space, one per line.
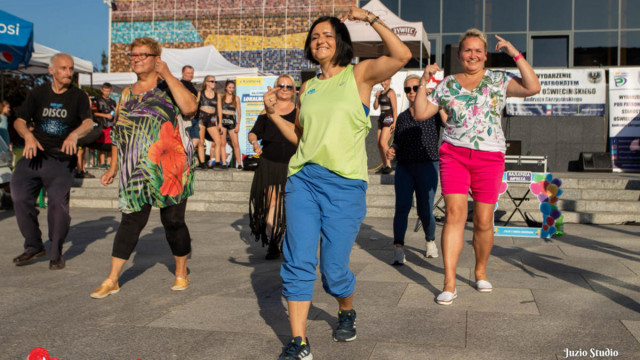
439, 141, 505, 204
281, 164, 367, 301
112, 200, 191, 259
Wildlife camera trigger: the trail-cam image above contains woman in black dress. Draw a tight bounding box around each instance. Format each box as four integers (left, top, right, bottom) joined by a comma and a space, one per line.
248, 74, 297, 259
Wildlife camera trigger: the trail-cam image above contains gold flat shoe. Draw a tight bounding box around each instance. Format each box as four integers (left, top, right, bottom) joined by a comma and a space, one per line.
90, 281, 120, 299
171, 276, 189, 291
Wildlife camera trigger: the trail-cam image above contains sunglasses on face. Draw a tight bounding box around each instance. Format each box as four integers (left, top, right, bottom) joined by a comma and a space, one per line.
277, 84, 294, 90
206, 80, 216, 83
127, 53, 157, 60
404, 85, 420, 94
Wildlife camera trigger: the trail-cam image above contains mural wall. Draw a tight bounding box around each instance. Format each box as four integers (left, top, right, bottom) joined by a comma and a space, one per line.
110, 0, 357, 80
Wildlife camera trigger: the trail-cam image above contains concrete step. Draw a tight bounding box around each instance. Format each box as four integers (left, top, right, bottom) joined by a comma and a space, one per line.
71, 197, 119, 209
70, 187, 118, 198
68, 170, 640, 224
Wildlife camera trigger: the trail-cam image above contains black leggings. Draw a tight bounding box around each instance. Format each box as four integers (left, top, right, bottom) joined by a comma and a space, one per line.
112, 201, 191, 260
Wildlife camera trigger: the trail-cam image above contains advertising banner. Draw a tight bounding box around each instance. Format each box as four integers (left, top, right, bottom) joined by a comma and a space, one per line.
609, 68, 640, 172
506, 68, 606, 116
236, 76, 278, 158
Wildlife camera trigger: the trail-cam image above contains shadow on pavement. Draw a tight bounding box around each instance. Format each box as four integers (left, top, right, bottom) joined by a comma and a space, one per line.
229, 214, 333, 345
63, 215, 119, 261
118, 226, 186, 287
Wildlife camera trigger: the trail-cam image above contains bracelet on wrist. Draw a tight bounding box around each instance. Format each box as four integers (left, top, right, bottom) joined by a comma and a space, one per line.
513, 53, 523, 62
370, 16, 380, 25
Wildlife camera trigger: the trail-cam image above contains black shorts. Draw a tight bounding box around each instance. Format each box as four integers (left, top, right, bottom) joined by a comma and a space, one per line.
221, 116, 236, 130
199, 112, 217, 128
378, 111, 393, 129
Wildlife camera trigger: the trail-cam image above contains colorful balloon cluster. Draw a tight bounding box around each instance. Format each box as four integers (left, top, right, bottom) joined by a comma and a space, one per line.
529, 174, 564, 238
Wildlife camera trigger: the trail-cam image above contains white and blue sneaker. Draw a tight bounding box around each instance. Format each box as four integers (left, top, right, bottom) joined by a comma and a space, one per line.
278, 337, 312, 360
333, 309, 357, 342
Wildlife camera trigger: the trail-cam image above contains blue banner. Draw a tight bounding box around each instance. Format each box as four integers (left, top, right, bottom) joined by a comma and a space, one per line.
236, 76, 278, 158
0, 10, 34, 69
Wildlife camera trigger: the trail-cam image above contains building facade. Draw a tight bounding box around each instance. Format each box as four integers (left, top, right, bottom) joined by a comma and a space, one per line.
382, 0, 640, 69
109, 0, 640, 77
109, 0, 357, 78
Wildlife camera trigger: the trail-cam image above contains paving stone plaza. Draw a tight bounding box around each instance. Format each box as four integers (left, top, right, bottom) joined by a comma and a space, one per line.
3, 206, 640, 359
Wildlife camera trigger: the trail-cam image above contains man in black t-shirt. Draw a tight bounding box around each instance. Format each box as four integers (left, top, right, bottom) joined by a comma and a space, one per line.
180, 65, 200, 147
11, 53, 94, 270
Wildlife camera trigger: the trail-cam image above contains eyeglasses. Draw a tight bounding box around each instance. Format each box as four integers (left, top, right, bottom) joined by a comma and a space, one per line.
206, 80, 216, 83
404, 85, 420, 93
127, 53, 157, 60
277, 84, 294, 90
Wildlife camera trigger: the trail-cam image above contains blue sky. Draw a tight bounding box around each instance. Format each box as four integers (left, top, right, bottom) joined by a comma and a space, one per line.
1, 0, 110, 71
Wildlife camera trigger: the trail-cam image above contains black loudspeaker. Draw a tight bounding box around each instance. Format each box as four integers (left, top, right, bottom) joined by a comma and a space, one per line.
444, 44, 462, 76
505, 140, 521, 156
300, 69, 317, 84
579, 152, 612, 172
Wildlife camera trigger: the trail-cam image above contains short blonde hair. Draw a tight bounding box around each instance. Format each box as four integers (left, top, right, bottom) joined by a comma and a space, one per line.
458, 28, 487, 52
275, 73, 297, 104
130, 37, 162, 56
404, 74, 420, 86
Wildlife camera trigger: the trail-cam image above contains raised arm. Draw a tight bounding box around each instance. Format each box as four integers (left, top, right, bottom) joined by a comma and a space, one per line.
347, 7, 412, 101
414, 64, 442, 121
264, 85, 302, 145
155, 58, 197, 117
373, 90, 381, 110
494, 35, 541, 98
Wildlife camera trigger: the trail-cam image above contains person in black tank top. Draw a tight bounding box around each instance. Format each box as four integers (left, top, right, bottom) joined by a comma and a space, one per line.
217, 80, 242, 169
196, 76, 223, 169
373, 78, 397, 174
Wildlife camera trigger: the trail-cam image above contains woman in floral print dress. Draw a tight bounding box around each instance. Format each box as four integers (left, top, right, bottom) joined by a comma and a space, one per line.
414, 29, 540, 305
90, 37, 197, 299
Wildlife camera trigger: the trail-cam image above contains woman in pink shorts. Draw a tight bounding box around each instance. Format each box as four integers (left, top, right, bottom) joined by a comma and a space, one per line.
414, 28, 540, 305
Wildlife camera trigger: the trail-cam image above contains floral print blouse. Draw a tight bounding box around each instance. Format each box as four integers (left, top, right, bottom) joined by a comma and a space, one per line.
112, 86, 195, 213
428, 69, 514, 153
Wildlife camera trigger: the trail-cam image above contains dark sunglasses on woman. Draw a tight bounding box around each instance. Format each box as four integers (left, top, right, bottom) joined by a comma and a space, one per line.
404, 85, 420, 93
277, 84, 294, 90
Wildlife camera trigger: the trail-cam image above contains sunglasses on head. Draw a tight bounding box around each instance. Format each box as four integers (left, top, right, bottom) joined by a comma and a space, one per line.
404, 85, 420, 93
277, 84, 294, 90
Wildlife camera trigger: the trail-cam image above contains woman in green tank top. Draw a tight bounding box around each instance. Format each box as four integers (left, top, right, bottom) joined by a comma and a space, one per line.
263, 7, 412, 360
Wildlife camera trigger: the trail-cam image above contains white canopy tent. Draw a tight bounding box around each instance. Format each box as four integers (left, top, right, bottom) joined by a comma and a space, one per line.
1, 43, 94, 100
344, 0, 430, 67
13, 43, 94, 74
79, 45, 262, 91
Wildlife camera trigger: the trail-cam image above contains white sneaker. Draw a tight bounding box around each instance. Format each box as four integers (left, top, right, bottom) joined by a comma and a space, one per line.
392, 247, 405, 265
476, 280, 493, 293
425, 241, 439, 258
436, 289, 457, 305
